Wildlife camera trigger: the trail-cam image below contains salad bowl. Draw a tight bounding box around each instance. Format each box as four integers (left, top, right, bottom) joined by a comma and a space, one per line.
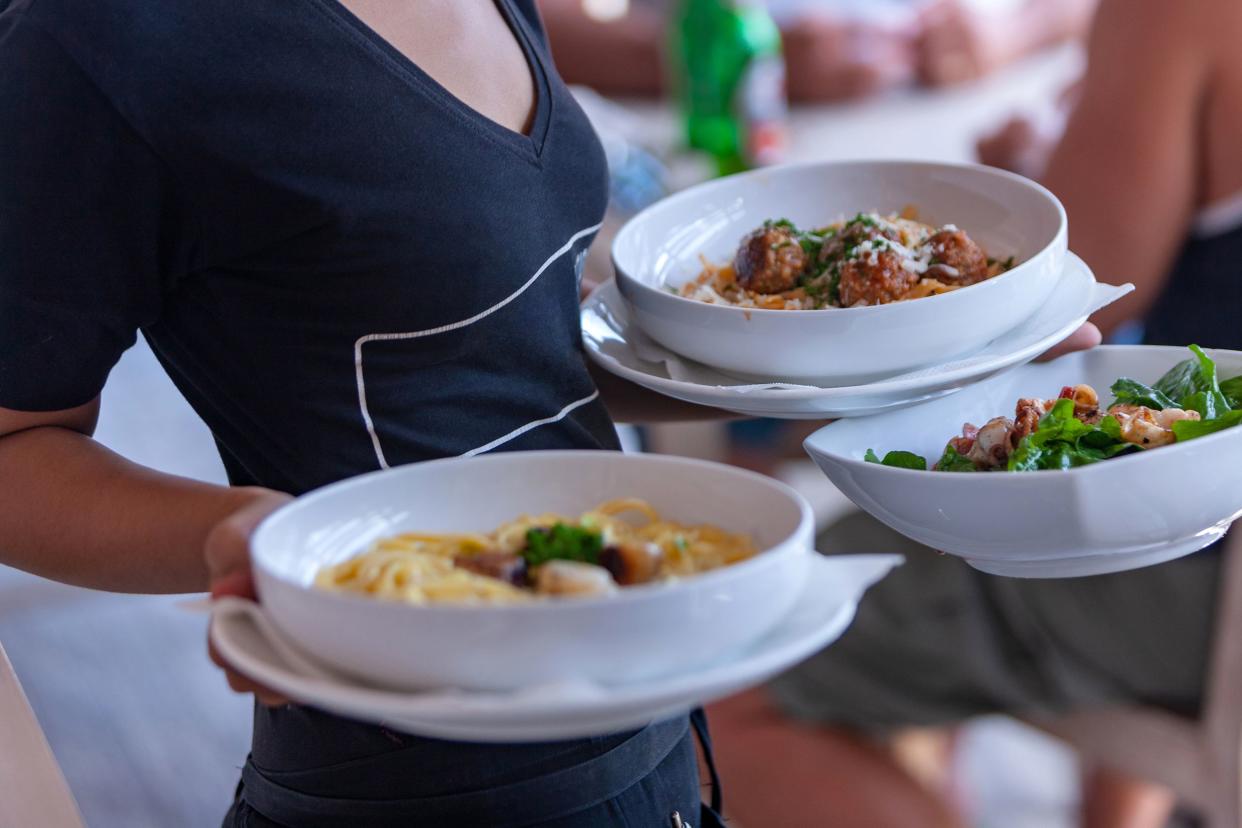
804, 346, 1242, 577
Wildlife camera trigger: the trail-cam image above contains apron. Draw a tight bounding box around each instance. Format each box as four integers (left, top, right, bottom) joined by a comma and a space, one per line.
225, 710, 726, 827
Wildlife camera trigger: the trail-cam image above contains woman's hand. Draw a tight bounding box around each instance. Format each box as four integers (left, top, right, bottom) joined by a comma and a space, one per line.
1038, 321, 1102, 361
976, 116, 1047, 177
205, 488, 294, 706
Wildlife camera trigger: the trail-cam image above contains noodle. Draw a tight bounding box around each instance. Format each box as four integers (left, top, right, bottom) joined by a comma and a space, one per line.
314, 498, 758, 605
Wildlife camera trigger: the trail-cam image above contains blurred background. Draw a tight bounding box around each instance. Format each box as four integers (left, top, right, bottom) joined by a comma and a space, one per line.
1, 0, 1150, 825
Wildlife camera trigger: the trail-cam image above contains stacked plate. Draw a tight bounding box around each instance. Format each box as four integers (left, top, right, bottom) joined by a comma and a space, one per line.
588, 160, 1132, 418
587, 159, 1242, 580
214, 161, 1241, 746
214, 450, 901, 742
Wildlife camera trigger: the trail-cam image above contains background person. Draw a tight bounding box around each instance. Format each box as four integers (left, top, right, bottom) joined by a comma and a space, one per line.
710, 0, 1242, 825
539, 0, 1095, 102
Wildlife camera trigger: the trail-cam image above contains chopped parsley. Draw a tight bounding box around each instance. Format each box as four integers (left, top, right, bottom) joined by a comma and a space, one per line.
521, 523, 604, 567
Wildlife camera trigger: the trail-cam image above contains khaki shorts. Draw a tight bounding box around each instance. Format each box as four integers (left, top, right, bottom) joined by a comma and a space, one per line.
769, 511, 1221, 731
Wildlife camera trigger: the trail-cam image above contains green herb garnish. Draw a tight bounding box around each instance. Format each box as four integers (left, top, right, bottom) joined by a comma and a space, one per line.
521, 523, 604, 567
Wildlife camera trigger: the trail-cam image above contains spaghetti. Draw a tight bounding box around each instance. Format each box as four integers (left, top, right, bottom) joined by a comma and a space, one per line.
678, 210, 1014, 311
314, 498, 758, 605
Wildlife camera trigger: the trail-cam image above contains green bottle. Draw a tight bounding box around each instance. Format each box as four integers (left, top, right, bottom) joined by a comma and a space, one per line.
672, 0, 787, 178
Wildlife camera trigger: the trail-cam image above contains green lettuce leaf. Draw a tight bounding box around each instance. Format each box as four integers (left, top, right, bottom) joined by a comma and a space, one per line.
1149, 345, 1231, 417
1171, 409, 1242, 441
1007, 402, 1134, 471
935, 443, 978, 472
1109, 378, 1177, 411
1153, 355, 1203, 403
1220, 375, 1242, 409
1112, 346, 1232, 419
864, 448, 928, 470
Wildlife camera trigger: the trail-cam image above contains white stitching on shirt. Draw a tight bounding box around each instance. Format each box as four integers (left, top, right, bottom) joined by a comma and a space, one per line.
354, 222, 603, 469
460, 390, 601, 458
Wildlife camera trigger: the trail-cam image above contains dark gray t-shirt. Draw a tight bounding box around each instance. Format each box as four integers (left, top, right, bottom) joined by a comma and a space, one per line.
0, 1, 698, 821
0, 0, 620, 497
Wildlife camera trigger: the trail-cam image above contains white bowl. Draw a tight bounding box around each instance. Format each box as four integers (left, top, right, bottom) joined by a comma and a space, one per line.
251, 451, 814, 690
612, 160, 1067, 384
803, 346, 1242, 578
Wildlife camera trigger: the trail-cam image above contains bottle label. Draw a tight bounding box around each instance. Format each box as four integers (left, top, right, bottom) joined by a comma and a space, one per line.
737, 54, 787, 167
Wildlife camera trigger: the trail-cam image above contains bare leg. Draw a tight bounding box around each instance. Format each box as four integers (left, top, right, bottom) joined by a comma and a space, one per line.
706, 689, 964, 828
1080, 766, 1176, 828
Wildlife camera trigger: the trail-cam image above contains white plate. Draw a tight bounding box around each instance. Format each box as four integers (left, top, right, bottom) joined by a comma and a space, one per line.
612, 160, 1067, 383
211, 554, 902, 742
585, 253, 1131, 419
804, 346, 1242, 578
250, 451, 814, 691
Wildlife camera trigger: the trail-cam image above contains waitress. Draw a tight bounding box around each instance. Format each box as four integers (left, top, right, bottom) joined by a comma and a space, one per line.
0, 0, 1099, 824
0, 0, 728, 824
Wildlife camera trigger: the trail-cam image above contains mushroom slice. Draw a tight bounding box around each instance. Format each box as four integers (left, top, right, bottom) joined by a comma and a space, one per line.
532, 561, 618, 598
598, 542, 664, 586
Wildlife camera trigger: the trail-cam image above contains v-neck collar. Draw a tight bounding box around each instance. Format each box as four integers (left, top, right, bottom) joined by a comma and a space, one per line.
309, 0, 553, 166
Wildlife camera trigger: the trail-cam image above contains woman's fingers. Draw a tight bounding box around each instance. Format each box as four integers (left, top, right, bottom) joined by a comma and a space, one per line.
204, 488, 295, 706
1036, 322, 1102, 362
205, 489, 293, 592
208, 636, 291, 707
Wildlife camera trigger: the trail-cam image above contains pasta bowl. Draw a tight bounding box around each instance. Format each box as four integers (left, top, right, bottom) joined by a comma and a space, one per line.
250, 451, 814, 690
803, 346, 1242, 578
613, 159, 1067, 384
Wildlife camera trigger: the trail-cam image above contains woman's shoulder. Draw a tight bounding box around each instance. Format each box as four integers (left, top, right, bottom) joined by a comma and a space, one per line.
17, 0, 208, 49
9, 0, 235, 95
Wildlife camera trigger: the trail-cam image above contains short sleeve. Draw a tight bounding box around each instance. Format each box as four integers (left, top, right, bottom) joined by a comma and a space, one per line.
0, 11, 191, 411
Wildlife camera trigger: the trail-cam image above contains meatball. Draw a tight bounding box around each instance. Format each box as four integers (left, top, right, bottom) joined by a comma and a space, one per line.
837, 249, 919, 307
923, 229, 989, 285
734, 226, 807, 294
818, 220, 897, 266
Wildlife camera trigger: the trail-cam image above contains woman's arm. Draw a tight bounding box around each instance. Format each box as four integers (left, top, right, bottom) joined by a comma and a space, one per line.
0, 401, 284, 593
1039, 0, 1212, 337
